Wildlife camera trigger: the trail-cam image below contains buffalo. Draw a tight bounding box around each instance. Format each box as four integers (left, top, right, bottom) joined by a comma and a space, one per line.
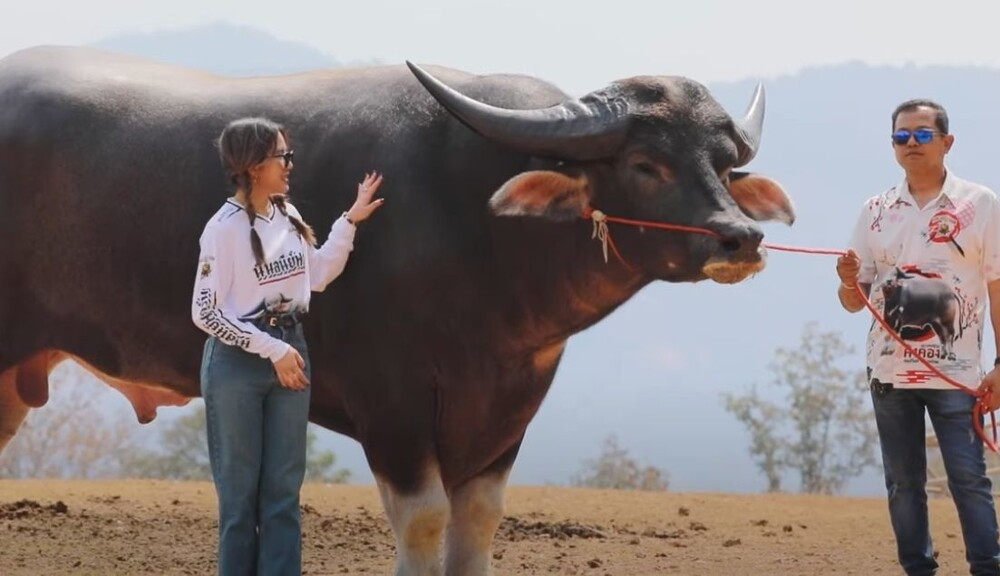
0, 46, 794, 574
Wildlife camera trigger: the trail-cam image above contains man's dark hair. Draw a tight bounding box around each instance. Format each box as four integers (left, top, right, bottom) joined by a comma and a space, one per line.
892, 99, 949, 134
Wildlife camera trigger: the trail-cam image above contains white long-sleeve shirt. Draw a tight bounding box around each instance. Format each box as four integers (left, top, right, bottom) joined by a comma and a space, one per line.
191, 198, 356, 362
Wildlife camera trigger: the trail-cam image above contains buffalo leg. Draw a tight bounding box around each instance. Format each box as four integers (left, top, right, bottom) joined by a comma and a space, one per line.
929, 322, 953, 356
443, 469, 511, 576
444, 438, 522, 576
375, 465, 450, 576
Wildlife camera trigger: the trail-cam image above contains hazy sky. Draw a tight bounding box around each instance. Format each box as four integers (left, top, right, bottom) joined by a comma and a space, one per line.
4, 0, 1000, 94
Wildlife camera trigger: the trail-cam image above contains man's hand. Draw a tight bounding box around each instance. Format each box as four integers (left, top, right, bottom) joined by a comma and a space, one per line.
835, 249, 868, 313
978, 367, 1000, 412
836, 248, 861, 287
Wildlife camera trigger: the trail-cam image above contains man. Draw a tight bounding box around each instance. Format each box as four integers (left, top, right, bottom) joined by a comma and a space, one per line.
836, 98, 1000, 576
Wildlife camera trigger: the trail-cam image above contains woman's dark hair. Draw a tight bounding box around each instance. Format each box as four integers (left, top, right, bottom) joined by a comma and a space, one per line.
216, 117, 316, 266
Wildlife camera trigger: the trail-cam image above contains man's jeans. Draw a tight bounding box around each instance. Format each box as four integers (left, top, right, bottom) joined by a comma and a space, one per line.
871, 383, 1000, 576
201, 322, 311, 576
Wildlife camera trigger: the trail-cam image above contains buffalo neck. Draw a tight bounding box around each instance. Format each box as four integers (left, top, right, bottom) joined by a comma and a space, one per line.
487, 217, 650, 352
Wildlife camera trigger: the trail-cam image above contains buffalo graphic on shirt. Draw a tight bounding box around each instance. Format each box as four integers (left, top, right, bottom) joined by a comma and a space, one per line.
238, 294, 297, 323
879, 265, 963, 359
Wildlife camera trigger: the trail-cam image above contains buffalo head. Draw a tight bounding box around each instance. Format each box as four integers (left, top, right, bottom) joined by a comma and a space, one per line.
407, 62, 795, 284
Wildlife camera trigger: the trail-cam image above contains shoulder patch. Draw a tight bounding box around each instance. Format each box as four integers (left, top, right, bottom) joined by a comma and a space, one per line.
199, 256, 214, 279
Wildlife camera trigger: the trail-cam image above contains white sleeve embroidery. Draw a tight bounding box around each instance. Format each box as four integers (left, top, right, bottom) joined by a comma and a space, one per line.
190, 223, 291, 362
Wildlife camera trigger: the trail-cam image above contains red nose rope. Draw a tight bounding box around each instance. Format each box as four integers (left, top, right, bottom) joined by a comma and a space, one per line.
582, 206, 999, 452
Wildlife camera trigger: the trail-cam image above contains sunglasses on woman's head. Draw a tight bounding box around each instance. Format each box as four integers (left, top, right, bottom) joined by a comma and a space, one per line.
891, 128, 939, 146
271, 150, 294, 167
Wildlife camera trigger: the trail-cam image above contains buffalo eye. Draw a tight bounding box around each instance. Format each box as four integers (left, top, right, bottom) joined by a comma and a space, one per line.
633, 161, 660, 179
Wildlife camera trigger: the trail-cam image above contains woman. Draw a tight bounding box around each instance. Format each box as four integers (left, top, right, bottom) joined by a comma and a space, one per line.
191, 117, 384, 575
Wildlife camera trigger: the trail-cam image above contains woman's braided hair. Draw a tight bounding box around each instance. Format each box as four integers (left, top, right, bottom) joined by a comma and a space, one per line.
216, 117, 316, 266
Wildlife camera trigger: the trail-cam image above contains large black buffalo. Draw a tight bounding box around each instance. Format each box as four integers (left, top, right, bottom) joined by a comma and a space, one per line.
0, 46, 794, 574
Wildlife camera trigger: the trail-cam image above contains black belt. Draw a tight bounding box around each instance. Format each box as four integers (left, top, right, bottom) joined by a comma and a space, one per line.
870, 378, 894, 395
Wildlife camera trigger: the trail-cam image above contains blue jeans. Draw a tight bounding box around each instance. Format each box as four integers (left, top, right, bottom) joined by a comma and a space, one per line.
871, 384, 1000, 576
201, 322, 311, 576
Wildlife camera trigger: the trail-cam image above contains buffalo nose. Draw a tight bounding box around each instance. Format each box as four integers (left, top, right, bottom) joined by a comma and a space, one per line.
717, 224, 764, 255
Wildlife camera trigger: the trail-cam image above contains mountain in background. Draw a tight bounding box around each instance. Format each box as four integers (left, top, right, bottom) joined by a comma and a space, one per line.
91, 21, 380, 75
21, 23, 998, 495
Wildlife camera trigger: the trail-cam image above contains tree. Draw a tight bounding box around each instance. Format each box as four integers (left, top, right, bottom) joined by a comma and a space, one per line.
0, 368, 136, 479
723, 391, 784, 492
119, 406, 211, 480
570, 434, 669, 491
722, 322, 879, 495
120, 403, 351, 483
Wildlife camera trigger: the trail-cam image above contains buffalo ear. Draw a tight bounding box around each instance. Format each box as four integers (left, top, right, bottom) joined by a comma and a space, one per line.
729, 172, 795, 225
488, 171, 591, 221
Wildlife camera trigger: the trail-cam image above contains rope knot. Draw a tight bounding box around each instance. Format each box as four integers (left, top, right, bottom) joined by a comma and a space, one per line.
589, 209, 609, 263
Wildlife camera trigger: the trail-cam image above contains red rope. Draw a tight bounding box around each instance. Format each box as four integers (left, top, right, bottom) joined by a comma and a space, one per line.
582, 206, 999, 451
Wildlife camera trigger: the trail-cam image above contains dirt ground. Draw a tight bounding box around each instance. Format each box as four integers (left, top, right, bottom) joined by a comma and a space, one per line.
0, 479, 981, 575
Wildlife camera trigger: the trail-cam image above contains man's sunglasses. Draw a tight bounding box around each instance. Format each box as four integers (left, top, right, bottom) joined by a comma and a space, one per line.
891, 128, 940, 146
271, 150, 294, 167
